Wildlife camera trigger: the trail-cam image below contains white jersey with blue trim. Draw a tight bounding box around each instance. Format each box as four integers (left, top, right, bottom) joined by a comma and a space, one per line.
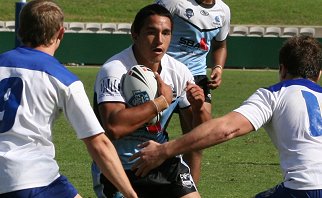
94, 46, 194, 170
234, 79, 322, 190
0, 47, 104, 194
156, 0, 230, 76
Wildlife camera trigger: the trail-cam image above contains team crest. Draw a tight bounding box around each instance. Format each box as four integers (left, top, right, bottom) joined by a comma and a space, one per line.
212, 16, 222, 26
185, 8, 194, 19
128, 90, 150, 107
180, 173, 194, 188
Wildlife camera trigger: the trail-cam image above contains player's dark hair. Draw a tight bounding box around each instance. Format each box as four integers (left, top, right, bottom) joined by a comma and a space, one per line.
279, 35, 322, 80
18, 0, 64, 47
131, 4, 173, 34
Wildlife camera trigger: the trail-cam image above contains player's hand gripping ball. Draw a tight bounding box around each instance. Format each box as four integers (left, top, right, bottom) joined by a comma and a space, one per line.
122, 65, 161, 125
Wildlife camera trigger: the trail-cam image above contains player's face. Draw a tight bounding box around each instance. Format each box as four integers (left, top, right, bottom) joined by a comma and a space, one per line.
133, 15, 172, 69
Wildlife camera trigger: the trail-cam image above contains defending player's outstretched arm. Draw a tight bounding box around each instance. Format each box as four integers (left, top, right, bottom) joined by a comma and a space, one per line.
130, 111, 254, 177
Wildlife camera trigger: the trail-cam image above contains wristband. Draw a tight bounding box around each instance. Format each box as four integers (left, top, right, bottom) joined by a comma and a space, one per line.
153, 95, 169, 112
151, 100, 159, 115
213, 65, 223, 70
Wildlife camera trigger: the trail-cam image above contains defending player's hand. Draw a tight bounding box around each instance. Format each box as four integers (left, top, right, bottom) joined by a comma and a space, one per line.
186, 82, 205, 111
130, 140, 166, 177
208, 66, 223, 89
155, 72, 172, 105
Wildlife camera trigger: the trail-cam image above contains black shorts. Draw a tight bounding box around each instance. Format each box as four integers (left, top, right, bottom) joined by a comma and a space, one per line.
194, 75, 212, 104
99, 156, 197, 198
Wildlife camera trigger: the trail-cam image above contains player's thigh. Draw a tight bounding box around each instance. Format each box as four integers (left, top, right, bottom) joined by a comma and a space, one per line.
180, 191, 201, 198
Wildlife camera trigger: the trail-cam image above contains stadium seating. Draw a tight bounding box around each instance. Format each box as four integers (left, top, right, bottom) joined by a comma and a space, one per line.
0, 21, 6, 31
5, 21, 15, 31
85, 23, 101, 32
2, 20, 320, 38
114, 23, 132, 34
247, 26, 265, 37
97, 23, 117, 34
281, 27, 299, 37
63, 22, 69, 30
68, 22, 85, 32
264, 27, 282, 37
230, 26, 248, 36
299, 27, 315, 37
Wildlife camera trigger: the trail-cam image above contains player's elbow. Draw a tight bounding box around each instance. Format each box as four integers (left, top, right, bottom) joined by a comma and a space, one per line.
222, 128, 240, 140
103, 124, 125, 140
216, 112, 252, 142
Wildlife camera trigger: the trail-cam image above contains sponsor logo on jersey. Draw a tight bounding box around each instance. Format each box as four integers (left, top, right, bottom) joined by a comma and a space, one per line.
185, 8, 194, 19
179, 37, 209, 51
99, 77, 120, 96
200, 10, 209, 16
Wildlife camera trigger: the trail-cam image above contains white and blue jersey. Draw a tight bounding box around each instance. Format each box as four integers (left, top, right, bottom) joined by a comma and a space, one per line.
156, 0, 230, 76
234, 79, 322, 190
94, 46, 194, 170
0, 47, 104, 194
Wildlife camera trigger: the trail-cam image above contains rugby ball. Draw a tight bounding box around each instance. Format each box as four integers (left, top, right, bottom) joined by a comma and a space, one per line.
121, 65, 160, 125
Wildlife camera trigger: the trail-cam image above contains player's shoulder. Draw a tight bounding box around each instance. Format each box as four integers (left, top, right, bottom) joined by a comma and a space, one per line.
0, 47, 79, 86
100, 47, 133, 73
97, 47, 136, 78
216, 0, 230, 12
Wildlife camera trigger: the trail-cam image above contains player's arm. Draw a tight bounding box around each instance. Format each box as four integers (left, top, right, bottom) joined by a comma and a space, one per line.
98, 73, 172, 139
209, 39, 227, 89
131, 111, 254, 177
98, 101, 158, 139
82, 133, 137, 198
179, 82, 212, 184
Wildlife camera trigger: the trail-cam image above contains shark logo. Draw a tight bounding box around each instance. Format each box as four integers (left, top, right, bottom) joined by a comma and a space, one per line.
185, 8, 194, 19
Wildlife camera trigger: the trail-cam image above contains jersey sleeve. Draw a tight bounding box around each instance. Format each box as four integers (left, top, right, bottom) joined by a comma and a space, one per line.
178, 64, 195, 109
95, 60, 127, 104
233, 88, 274, 130
215, 2, 231, 41
63, 81, 104, 139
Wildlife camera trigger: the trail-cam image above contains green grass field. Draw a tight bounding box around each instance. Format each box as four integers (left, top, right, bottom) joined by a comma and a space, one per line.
1, 0, 321, 197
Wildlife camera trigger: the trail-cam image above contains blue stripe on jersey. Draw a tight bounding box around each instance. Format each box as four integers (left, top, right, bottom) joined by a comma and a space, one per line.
266, 79, 322, 93
301, 90, 322, 137
0, 47, 78, 86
